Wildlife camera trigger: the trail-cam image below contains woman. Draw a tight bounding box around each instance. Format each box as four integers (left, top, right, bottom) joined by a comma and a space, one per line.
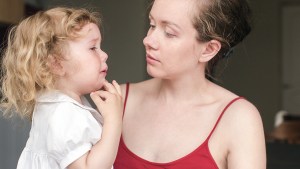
114, 0, 266, 168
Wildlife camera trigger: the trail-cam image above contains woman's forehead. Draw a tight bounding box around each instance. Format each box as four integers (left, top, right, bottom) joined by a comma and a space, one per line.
150, 0, 196, 25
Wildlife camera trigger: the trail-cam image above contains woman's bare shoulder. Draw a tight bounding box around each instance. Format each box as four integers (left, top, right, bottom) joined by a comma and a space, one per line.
219, 97, 266, 167
221, 97, 265, 147
120, 78, 159, 102
212, 84, 260, 121
220, 97, 263, 130
226, 98, 261, 121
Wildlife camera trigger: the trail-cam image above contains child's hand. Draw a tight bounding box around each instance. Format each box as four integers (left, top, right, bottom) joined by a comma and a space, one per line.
71, 80, 122, 169
90, 80, 123, 122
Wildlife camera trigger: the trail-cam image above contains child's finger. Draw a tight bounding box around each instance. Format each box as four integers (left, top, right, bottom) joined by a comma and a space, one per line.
90, 91, 112, 111
90, 92, 104, 108
112, 80, 121, 95
91, 90, 112, 101
103, 81, 118, 94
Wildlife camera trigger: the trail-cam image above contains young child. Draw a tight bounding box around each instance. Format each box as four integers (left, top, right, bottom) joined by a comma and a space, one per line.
0, 7, 122, 169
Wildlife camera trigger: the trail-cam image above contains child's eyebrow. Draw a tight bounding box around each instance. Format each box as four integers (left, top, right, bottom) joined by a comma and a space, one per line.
88, 37, 100, 44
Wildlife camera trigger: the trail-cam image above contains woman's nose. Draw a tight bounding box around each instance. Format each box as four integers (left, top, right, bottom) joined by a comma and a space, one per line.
143, 32, 158, 50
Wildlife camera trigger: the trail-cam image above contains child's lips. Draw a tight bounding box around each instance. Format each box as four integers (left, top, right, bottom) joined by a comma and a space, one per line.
100, 66, 108, 74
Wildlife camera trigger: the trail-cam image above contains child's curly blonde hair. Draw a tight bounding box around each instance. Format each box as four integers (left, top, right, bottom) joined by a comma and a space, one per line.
0, 7, 101, 120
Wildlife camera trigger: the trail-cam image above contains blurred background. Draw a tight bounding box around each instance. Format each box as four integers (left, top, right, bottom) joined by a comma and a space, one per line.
0, 0, 299, 168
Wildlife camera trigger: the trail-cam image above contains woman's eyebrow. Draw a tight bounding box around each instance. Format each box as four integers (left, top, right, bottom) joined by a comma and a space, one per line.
149, 13, 181, 30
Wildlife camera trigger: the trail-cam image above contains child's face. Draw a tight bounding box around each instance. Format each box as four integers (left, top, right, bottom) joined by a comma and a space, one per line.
61, 23, 108, 95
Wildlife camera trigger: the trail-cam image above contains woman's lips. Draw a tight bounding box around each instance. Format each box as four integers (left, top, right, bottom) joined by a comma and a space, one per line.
146, 54, 159, 64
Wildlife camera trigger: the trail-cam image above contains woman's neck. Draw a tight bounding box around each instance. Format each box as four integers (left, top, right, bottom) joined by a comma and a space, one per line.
154, 75, 214, 104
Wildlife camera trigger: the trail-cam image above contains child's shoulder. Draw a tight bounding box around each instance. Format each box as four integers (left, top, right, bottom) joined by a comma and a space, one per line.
35, 92, 93, 125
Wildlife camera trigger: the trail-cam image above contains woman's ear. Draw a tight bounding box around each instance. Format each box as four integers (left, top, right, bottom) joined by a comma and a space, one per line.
198, 40, 221, 62
48, 55, 65, 76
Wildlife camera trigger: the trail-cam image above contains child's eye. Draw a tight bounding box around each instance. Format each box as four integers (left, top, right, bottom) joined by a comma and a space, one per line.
90, 47, 98, 50
149, 24, 156, 29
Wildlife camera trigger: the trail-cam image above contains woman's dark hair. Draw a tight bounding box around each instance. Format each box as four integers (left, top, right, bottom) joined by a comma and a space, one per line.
192, 0, 252, 78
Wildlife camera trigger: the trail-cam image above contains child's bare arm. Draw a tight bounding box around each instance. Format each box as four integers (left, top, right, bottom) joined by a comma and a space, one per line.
68, 80, 122, 169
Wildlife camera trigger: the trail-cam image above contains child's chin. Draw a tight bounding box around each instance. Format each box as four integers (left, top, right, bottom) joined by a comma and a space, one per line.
96, 84, 105, 91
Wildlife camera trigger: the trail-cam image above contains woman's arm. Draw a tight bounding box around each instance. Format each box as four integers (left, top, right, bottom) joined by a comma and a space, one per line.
227, 100, 266, 169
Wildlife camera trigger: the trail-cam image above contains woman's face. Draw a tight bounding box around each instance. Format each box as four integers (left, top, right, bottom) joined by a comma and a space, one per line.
143, 0, 205, 79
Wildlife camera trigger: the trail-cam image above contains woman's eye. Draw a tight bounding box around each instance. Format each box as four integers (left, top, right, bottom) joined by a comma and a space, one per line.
165, 32, 175, 38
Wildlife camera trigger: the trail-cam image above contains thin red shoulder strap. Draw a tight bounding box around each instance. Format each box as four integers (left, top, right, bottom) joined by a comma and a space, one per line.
206, 97, 244, 140
123, 83, 130, 115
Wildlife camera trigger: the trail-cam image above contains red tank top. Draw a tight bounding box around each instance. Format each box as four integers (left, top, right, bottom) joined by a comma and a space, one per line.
114, 83, 243, 169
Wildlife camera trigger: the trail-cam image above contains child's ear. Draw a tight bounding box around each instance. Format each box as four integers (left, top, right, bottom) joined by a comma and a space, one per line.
48, 54, 65, 76
198, 40, 221, 63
